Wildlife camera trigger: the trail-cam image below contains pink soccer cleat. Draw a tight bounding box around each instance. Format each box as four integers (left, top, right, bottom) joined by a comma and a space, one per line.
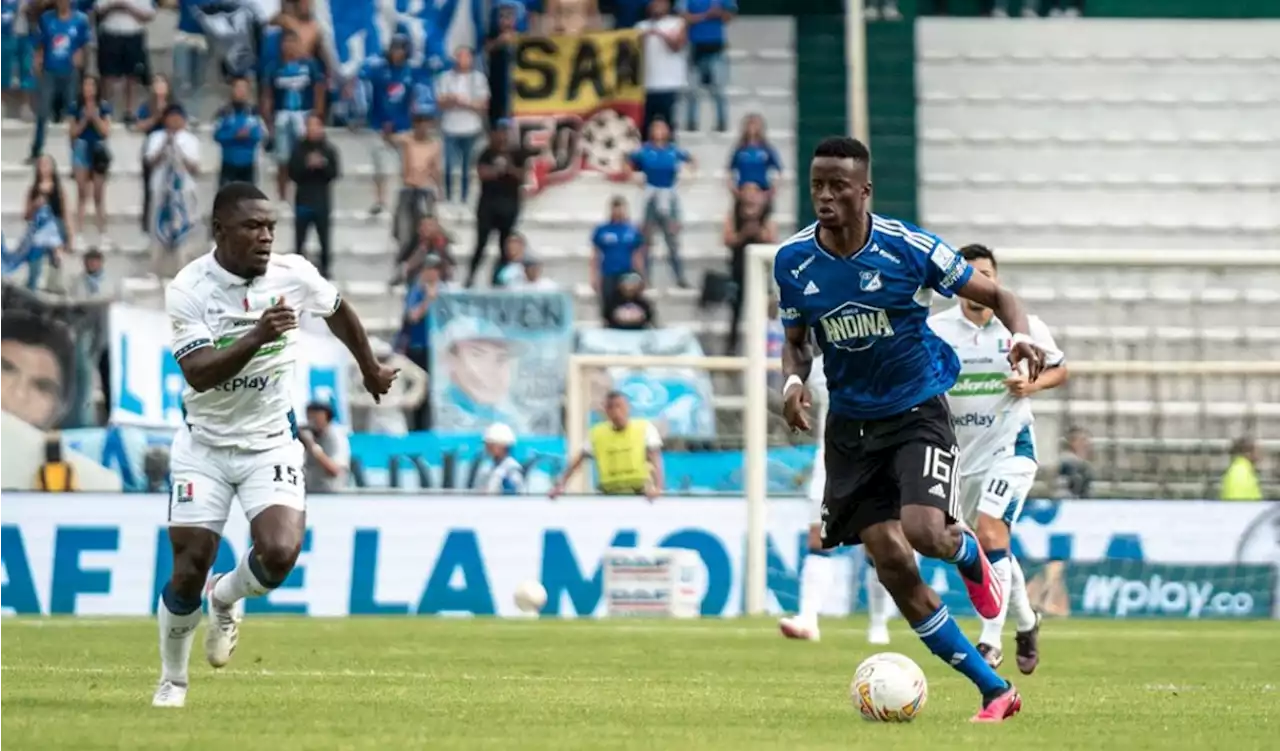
958, 531, 1004, 620
971, 684, 1023, 723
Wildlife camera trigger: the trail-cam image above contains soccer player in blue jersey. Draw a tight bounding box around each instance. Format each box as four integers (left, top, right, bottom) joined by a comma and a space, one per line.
774, 137, 1046, 723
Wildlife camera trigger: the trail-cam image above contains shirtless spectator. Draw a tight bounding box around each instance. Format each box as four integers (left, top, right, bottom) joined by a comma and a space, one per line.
271, 0, 337, 73
390, 113, 442, 247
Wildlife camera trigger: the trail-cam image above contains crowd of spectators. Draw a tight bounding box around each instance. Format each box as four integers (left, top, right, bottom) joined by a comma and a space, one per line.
1, 0, 784, 439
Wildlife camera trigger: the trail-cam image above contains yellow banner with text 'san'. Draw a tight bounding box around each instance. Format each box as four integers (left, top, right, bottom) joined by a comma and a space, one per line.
512, 29, 644, 117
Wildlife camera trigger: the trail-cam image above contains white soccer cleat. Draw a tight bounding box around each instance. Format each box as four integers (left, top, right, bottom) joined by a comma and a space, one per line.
152, 680, 187, 708
867, 624, 892, 646
204, 574, 242, 669
778, 616, 821, 642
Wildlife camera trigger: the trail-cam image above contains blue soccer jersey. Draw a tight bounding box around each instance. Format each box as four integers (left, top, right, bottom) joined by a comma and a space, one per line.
773, 214, 974, 420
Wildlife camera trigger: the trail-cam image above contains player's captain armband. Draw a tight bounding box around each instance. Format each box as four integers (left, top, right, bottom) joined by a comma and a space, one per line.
779, 306, 801, 323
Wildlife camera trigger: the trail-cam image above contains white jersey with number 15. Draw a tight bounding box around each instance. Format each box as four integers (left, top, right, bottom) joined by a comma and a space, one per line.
166, 251, 342, 451
928, 306, 1065, 477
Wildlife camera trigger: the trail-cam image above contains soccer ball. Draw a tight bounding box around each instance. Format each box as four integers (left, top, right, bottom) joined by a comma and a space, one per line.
580, 108, 641, 174
513, 580, 547, 614
850, 653, 928, 722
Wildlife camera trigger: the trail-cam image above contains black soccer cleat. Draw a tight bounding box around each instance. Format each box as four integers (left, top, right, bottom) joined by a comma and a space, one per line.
1014, 611, 1042, 675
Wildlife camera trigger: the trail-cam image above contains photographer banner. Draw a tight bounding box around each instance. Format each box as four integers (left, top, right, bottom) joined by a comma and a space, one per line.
576, 328, 718, 440
107, 305, 351, 429
512, 29, 644, 192
428, 291, 574, 436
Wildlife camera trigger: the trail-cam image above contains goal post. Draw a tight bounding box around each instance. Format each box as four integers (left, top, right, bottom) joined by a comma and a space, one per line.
562, 242, 782, 616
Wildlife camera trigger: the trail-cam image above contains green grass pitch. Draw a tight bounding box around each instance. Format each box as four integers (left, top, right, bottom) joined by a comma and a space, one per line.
3, 617, 1277, 750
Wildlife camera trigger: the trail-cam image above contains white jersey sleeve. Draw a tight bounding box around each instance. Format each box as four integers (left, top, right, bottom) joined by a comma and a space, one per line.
1029, 315, 1066, 368
275, 253, 341, 318
167, 283, 215, 361
645, 422, 663, 450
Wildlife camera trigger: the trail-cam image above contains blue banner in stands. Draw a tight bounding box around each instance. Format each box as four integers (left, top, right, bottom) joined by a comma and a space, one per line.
576, 328, 718, 440
428, 290, 575, 437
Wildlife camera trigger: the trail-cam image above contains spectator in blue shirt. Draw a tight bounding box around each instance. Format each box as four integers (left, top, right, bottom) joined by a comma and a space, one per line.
2, 0, 35, 115
610, 0, 650, 28
364, 35, 417, 216
625, 118, 695, 288
678, 0, 734, 133
261, 29, 325, 201
726, 113, 782, 215
131, 73, 172, 232
212, 77, 265, 189
69, 74, 112, 244
591, 196, 645, 317
28, 0, 91, 161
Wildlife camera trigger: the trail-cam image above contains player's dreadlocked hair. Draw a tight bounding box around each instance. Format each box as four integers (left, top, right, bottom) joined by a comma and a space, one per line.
212, 182, 270, 223
812, 136, 870, 165
959, 243, 997, 270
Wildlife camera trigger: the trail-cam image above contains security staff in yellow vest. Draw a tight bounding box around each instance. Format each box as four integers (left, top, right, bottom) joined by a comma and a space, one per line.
35, 434, 78, 492
550, 391, 664, 499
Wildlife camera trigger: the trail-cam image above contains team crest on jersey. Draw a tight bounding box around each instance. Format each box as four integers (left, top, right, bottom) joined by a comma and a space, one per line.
819, 302, 896, 353
244, 294, 282, 312
859, 270, 883, 292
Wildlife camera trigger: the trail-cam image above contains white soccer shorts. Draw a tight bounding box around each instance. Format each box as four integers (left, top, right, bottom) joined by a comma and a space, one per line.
808, 445, 826, 525
167, 429, 307, 533
958, 455, 1038, 529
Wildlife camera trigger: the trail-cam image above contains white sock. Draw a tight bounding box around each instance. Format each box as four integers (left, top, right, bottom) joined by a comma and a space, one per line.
797, 553, 835, 623
158, 598, 201, 684
212, 549, 271, 606
866, 566, 891, 631
1008, 556, 1038, 632
979, 554, 1014, 647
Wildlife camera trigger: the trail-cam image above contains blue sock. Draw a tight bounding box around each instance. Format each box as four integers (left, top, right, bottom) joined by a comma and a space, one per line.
911, 604, 1009, 698
247, 547, 286, 589
987, 548, 1008, 565
161, 582, 202, 616
946, 530, 982, 580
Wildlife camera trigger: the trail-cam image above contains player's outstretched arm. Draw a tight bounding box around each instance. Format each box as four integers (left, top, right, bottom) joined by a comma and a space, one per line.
324, 299, 398, 402
955, 273, 1046, 381
177, 302, 296, 392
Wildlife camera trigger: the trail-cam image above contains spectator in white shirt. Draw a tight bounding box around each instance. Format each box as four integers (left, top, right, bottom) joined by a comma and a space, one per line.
495, 232, 529, 288
479, 422, 525, 495
636, 0, 687, 139
513, 256, 559, 291
437, 46, 489, 205
144, 103, 200, 279
95, 0, 156, 118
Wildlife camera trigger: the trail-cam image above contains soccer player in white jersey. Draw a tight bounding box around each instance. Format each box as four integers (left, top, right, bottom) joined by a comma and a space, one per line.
928, 244, 1067, 674
152, 183, 398, 708
777, 351, 895, 644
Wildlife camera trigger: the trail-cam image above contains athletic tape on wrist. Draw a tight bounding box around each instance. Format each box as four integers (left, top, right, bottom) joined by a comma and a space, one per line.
783, 374, 804, 397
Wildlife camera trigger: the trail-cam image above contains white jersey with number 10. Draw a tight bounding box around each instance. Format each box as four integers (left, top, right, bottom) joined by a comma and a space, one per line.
927, 306, 1065, 477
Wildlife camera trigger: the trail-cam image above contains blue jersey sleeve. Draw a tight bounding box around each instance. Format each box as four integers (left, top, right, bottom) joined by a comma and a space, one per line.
773, 247, 806, 329
627, 149, 643, 171
677, 148, 692, 163
921, 236, 972, 297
